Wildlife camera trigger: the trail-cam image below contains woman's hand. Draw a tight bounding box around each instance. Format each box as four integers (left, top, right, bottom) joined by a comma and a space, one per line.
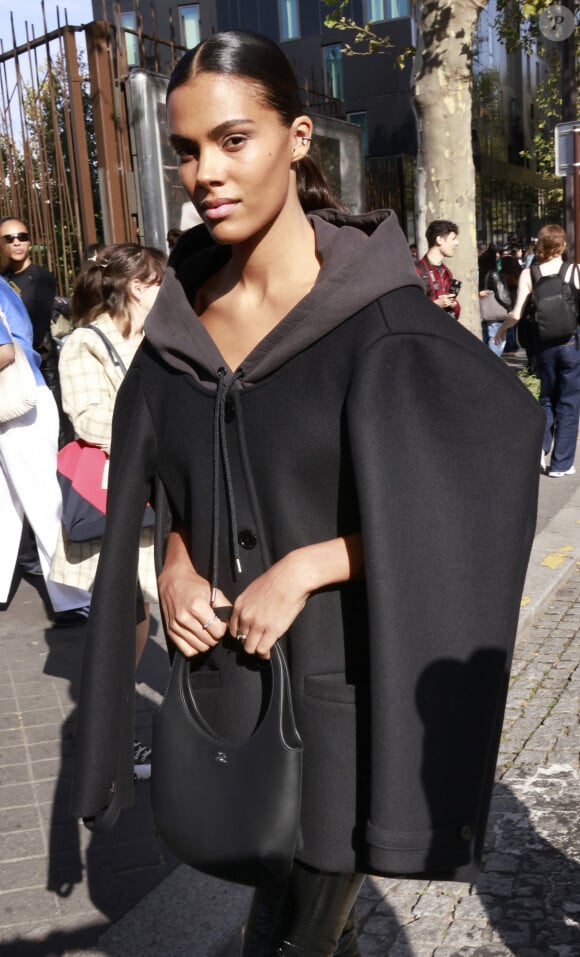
493, 314, 516, 345
158, 531, 230, 657
230, 535, 364, 659
228, 551, 310, 659
434, 294, 457, 310
0, 343, 15, 371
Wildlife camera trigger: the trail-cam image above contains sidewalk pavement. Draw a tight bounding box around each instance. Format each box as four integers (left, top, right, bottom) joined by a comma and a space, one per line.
0, 451, 579, 956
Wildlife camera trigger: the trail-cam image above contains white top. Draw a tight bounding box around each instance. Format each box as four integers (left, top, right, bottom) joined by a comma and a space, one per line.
511, 257, 580, 321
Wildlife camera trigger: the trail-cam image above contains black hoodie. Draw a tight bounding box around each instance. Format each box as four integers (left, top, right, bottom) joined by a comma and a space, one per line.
73, 209, 544, 882
145, 209, 423, 384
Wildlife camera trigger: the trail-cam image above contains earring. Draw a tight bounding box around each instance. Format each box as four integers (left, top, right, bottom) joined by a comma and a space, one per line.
301, 136, 312, 146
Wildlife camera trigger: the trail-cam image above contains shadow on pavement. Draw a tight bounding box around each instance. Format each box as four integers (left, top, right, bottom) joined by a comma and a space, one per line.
478, 776, 580, 955
0, 609, 174, 957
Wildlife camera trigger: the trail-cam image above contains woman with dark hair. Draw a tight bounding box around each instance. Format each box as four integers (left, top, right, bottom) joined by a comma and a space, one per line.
51, 243, 166, 775
497, 255, 522, 354
496, 224, 580, 476
72, 31, 543, 955
497, 254, 521, 308
478, 247, 512, 356
52, 242, 166, 626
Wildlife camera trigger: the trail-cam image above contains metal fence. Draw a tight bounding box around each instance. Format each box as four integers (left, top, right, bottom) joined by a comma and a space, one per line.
0, 15, 97, 295
0, 4, 186, 296
0, 3, 344, 296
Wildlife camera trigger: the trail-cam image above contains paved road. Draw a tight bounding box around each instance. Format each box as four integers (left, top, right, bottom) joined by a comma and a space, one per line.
0, 450, 578, 955
352, 570, 580, 957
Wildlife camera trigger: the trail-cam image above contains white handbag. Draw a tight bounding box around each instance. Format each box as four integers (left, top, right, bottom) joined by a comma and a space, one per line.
0, 307, 38, 422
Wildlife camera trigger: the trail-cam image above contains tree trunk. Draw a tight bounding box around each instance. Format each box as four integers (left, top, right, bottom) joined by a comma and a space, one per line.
412, 0, 489, 336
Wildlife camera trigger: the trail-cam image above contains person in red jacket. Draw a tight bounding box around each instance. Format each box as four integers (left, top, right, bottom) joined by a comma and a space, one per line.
416, 219, 461, 319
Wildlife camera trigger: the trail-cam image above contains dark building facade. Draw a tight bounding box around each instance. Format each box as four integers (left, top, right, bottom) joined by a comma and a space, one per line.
93, 0, 560, 243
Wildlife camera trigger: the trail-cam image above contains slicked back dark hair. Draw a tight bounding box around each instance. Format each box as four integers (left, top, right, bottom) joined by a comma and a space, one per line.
167, 30, 343, 213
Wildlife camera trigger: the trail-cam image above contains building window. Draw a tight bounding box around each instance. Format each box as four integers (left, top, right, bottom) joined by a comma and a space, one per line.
279, 0, 300, 40
324, 45, 344, 100
364, 0, 410, 21
347, 112, 369, 156
121, 13, 139, 67
179, 4, 201, 49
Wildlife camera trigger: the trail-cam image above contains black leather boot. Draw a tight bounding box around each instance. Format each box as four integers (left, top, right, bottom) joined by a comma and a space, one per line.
241, 862, 364, 957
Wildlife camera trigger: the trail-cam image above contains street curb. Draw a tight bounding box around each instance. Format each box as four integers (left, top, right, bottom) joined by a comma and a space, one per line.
517, 482, 580, 635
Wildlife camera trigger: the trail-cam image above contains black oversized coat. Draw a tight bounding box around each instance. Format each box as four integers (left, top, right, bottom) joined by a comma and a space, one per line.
72, 211, 544, 882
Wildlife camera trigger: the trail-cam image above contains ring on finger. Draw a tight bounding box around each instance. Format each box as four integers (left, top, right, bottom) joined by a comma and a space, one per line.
236, 632, 247, 642
202, 615, 219, 630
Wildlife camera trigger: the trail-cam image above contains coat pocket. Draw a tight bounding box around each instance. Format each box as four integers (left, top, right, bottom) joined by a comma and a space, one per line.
304, 672, 366, 705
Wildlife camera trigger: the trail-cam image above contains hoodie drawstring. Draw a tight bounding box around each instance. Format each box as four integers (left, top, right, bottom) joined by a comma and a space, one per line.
210, 367, 245, 604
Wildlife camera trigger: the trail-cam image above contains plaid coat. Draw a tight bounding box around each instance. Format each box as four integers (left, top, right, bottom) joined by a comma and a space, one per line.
50, 313, 157, 602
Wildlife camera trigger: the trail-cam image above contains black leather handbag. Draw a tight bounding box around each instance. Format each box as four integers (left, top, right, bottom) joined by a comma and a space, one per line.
151, 641, 304, 886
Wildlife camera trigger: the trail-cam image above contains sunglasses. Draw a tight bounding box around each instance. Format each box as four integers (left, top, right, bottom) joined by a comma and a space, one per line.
1, 233, 29, 244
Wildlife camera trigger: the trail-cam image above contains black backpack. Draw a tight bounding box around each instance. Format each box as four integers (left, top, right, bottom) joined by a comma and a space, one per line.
526, 263, 579, 344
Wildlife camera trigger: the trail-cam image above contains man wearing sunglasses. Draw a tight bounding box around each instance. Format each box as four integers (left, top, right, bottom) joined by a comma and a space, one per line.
0, 219, 57, 359
0, 219, 69, 440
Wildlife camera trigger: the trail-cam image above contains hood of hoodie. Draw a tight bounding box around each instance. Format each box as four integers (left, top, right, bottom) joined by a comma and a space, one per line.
145, 208, 422, 387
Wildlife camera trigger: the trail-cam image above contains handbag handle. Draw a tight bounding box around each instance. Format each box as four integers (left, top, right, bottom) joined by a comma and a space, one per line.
85, 324, 128, 375
177, 642, 302, 752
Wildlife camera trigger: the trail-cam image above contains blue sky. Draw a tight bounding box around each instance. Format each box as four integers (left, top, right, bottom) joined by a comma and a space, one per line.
7, 1, 95, 45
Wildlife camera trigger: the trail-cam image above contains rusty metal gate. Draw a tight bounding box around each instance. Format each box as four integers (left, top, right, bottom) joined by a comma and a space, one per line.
0, 2, 186, 296
0, 2, 344, 297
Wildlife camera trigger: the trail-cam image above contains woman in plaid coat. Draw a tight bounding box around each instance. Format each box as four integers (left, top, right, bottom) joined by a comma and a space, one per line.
50, 244, 165, 661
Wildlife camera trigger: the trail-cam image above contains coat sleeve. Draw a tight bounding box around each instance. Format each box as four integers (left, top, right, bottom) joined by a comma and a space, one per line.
71, 363, 158, 826
346, 288, 544, 880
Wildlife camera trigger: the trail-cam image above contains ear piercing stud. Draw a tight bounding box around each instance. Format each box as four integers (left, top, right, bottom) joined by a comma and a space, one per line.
292, 136, 311, 156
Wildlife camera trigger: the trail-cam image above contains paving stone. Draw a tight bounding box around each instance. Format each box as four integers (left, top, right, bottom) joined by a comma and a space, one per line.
0, 781, 35, 807
0, 828, 46, 861
0, 714, 23, 732
0, 855, 49, 892
0, 804, 39, 834
0, 745, 28, 767
19, 724, 61, 746
357, 932, 399, 956
18, 707, 64, 728
0, 699, 18, 718
0, 885, 59, 929
434, 949, 514, 957
28, 757, 62, 780
0, 764, 30, 786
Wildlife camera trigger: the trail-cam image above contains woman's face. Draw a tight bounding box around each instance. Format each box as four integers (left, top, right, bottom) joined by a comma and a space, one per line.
128, 278, 162, 330
139, 280, 162, 316
167, 73, 308, 245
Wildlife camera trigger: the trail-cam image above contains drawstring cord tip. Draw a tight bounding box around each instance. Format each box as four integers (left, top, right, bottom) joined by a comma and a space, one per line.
211, 587, 217, 605
235, 558, 242, 574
